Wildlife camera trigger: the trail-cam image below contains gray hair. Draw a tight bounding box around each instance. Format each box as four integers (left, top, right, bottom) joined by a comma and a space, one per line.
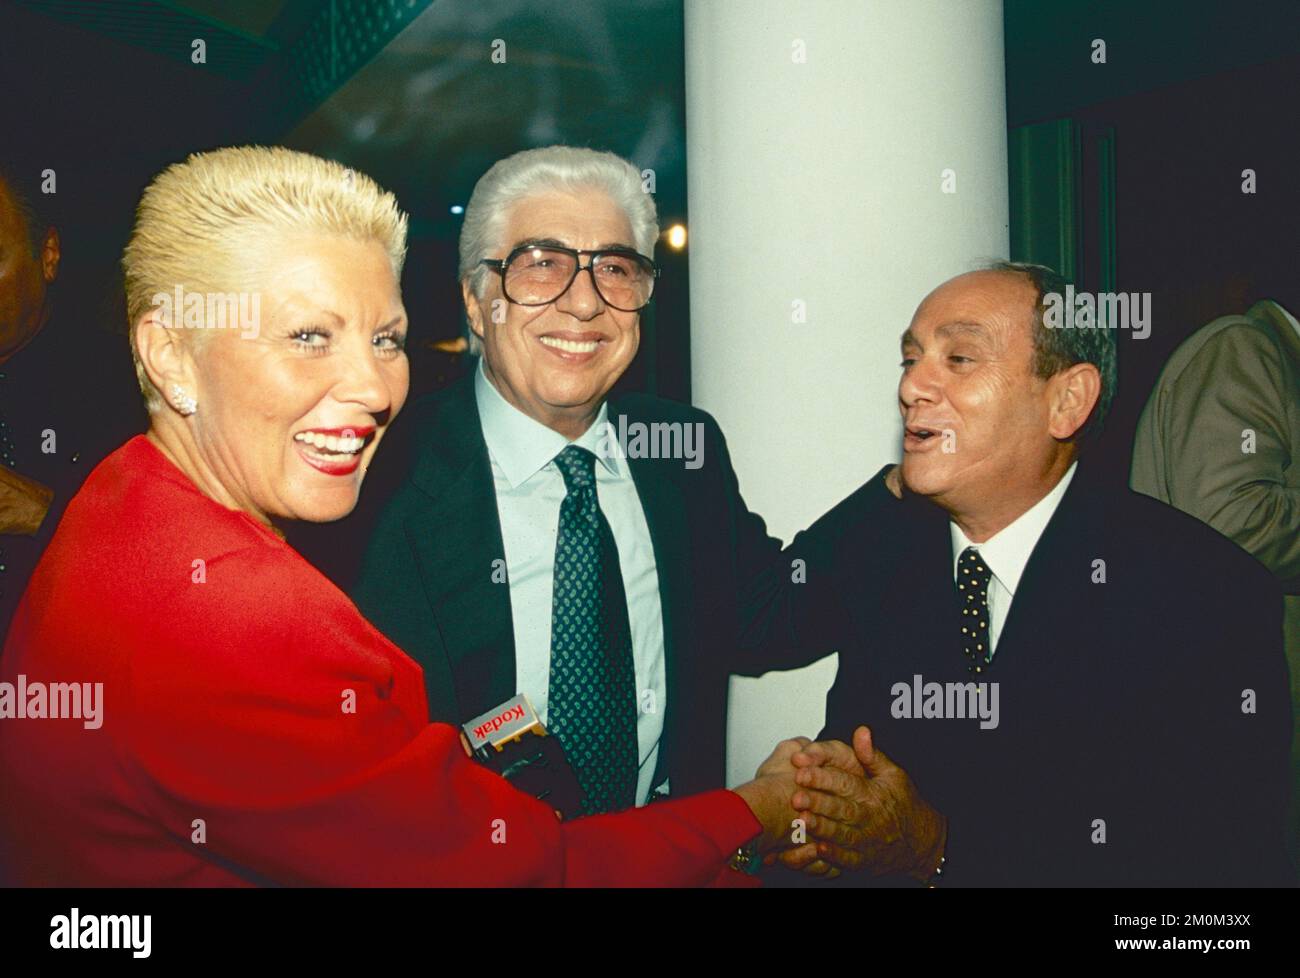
983, 260, 1117, 445
458, 145, 659, 354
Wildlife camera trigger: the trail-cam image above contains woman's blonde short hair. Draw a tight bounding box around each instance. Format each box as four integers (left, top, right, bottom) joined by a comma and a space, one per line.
123, 145, 408, 411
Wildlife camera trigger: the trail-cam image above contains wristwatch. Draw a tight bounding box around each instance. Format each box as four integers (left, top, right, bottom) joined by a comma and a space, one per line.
728, 838, 763, 875
922, 853, 946, 887
922, 820, 948, 887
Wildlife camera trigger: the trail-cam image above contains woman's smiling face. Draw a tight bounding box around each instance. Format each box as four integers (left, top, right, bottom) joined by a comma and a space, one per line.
187, 233, 409, 525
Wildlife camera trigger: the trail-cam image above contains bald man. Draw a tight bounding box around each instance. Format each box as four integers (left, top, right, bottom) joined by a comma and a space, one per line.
745, 262, 1293, 886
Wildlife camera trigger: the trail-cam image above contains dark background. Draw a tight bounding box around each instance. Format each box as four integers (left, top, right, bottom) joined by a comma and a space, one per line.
0, 0, 1297, 486
1004, 0, 1300, 486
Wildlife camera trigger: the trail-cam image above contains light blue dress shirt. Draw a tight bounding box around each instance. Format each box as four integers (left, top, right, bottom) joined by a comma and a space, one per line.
474, 362, 667, 806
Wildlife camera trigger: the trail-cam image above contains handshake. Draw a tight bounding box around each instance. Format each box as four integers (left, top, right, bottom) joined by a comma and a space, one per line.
732, 726, 948, 881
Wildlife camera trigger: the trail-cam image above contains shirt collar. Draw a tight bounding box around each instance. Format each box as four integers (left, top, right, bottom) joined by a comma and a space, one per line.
949, 461, 1078, 596
474, 360, 622, 488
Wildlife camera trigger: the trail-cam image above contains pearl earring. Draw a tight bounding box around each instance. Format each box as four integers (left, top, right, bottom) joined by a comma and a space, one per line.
170, 384, 197, 416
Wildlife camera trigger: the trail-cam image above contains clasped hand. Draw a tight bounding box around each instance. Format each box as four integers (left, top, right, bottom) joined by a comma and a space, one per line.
746, 726, 946, 881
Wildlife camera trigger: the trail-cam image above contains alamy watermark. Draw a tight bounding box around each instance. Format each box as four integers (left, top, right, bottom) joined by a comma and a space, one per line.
0, 675, 103, 729
891, 673, 999, 730
595, 415, 704, 470
50, 908, 150, 958
152, 285, 261, 339
1043, 285, 1151, 339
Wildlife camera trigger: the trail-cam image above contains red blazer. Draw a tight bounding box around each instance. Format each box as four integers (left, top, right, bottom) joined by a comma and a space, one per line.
0, 436, 759, 886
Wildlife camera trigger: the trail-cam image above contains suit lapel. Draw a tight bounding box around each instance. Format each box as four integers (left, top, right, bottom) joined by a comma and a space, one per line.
617, 398, 691, 788
983, 468, 1098, 689
903, 500, 966, 676
863, 495, 963, 692
403, 376, 516, 722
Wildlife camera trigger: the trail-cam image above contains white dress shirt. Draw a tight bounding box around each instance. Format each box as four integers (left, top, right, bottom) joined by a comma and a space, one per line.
949, 462, 1078, 655
474, 363, 667, 806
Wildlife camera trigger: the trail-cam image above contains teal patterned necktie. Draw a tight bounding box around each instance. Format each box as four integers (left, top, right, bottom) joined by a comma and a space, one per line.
546, 445, 638, 815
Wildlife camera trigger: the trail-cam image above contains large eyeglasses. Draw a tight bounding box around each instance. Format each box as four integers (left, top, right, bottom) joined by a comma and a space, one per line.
480, 244, 660, 312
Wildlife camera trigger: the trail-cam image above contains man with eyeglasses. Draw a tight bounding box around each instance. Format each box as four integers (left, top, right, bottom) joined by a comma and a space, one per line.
352, 146, 864, 832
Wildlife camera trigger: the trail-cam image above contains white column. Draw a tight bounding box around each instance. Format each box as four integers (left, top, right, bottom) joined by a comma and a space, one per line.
684, 0, 1010, 786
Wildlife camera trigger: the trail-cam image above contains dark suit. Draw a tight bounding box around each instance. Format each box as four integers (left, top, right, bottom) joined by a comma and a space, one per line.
748, 465, 1294, 886
351, 373, 814, 797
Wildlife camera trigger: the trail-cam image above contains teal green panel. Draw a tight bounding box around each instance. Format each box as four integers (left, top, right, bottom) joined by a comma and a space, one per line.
1008, 118, 1079, 281
286, 0, 433, 111
1096, 127, 1117, 293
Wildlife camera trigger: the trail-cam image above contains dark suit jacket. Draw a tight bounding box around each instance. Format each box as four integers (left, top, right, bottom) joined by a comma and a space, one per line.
747, 464, 1294, 886
350, 373, 817, 797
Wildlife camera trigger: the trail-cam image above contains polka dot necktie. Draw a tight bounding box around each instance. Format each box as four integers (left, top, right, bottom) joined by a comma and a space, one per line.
546, 445, 638, 815
957, 547, 994, 674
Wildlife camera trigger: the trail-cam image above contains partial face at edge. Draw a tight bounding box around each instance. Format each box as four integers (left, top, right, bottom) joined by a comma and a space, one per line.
0, 180, 56, 358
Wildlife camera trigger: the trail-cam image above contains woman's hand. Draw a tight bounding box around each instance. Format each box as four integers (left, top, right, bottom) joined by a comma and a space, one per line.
728, 737, 813, 850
